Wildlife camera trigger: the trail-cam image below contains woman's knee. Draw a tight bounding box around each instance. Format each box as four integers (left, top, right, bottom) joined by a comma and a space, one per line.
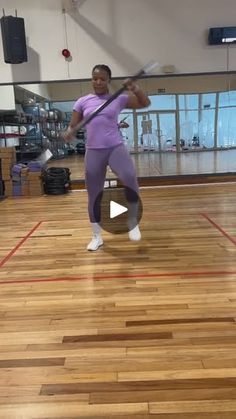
121, 168, 137, 185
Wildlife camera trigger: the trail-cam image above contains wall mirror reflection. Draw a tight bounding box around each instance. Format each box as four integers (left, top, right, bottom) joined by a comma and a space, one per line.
1, 72, 236, 183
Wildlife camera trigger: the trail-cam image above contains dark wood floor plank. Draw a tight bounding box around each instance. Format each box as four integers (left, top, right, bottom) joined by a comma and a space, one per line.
126, 317, 235, 327
62, 332, 173, 343
33, 415, 236, 419
40, 378, 236, 395
89, 387, 236, 404
0, 357, 65, 368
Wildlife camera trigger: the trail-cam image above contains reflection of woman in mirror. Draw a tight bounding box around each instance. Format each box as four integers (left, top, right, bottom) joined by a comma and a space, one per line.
118, 117, 129, 130
64, 64, 150, 251
117, 117, 129, 144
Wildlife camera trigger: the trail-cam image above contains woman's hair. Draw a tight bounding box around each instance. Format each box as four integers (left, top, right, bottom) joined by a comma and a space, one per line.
92, 64, 112, 79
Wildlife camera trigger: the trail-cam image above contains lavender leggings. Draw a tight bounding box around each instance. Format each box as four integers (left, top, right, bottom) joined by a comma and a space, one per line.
85, 144, 139, 223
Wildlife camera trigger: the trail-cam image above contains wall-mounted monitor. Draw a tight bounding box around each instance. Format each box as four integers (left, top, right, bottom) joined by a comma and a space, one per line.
208, 27, 236, 45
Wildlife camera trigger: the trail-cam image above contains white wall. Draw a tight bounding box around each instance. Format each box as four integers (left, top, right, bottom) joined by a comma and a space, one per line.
0, 85, 15, 109
19, 84, 51, 101
0, 0, 236, 84
47, 73, 236, 101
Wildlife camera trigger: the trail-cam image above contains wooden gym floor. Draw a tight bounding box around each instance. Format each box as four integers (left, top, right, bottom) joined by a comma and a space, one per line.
0, 183, 236, 418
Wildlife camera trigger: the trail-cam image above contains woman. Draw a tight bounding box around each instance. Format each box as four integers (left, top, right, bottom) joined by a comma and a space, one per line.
64, 64, 150, 251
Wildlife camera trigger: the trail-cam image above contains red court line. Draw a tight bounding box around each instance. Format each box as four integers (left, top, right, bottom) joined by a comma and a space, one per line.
0, 269, 236, 285
1, 214, 236, 284
0, 221, 42, 268
200, 213, 236, 246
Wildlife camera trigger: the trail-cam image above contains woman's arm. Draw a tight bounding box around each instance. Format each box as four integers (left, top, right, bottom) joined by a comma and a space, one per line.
124, 79, 151, 109
63, 110, 83, 142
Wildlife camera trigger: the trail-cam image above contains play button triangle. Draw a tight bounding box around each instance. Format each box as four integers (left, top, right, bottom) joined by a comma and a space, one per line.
110, 200, 128, 219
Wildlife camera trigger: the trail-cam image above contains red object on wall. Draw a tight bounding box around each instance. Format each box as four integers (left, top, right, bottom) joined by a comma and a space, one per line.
62, 48, 71, 58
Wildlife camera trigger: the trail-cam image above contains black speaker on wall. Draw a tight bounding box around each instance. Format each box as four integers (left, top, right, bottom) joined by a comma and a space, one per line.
0, 15, 28, 64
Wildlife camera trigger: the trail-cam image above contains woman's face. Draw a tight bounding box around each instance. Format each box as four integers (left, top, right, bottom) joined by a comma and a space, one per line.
92, 68, 110, 95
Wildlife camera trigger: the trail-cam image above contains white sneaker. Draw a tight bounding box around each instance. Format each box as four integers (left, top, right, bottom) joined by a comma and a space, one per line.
87, 235, 103, 251
128, 225, 141, 241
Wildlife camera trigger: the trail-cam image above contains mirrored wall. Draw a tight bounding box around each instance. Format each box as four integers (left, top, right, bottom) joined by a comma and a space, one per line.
1, 72, 236, 179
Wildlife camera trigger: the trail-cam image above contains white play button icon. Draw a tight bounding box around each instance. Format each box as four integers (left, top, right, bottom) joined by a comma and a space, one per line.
93, 188, 143, 234
110, 200, 128, 219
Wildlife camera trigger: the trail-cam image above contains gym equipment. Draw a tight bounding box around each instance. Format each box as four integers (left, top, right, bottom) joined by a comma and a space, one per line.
47, 109, 66, 122
42, 167, 71, 195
